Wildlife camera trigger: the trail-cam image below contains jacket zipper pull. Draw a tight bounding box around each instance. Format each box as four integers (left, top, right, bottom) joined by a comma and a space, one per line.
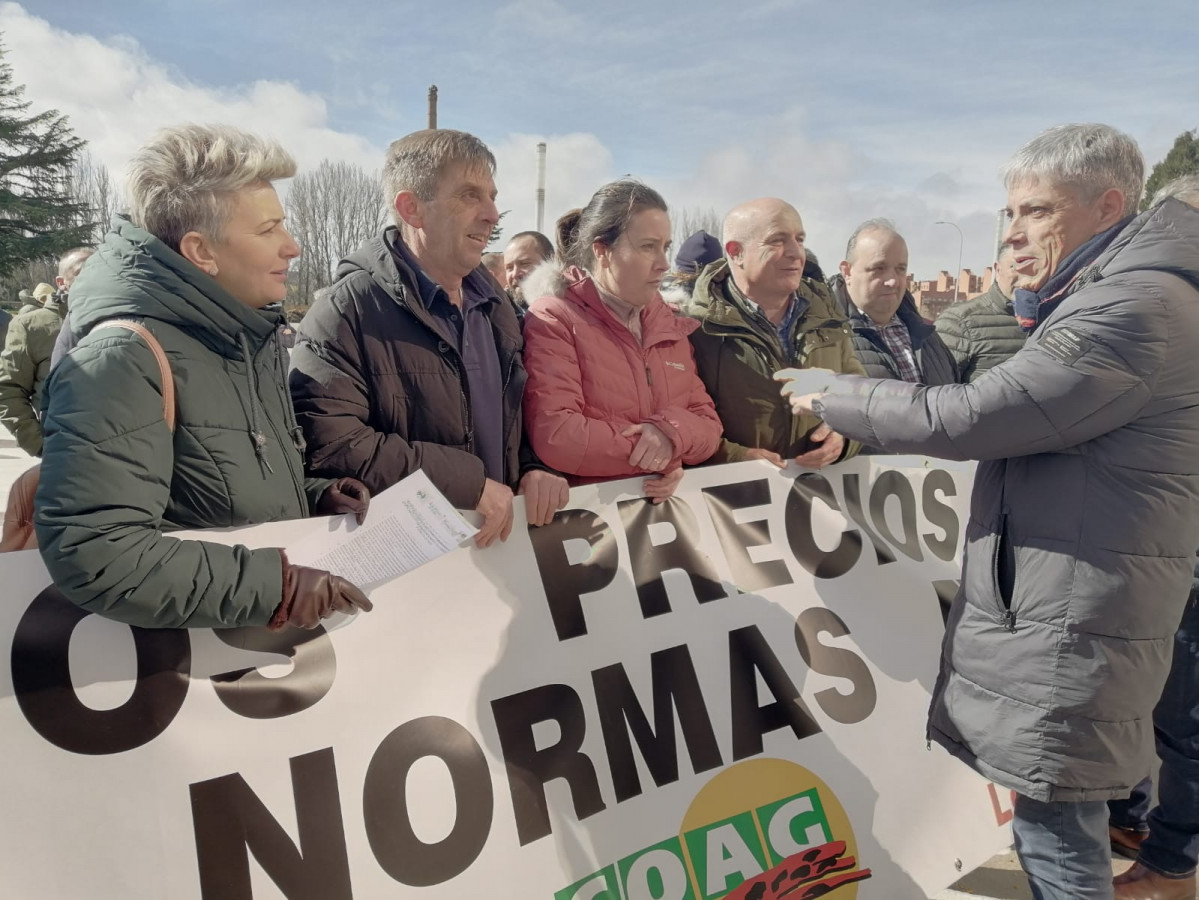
645, 365, 653, 386
252, 431, 275, 475
1001, 610, 1017, 632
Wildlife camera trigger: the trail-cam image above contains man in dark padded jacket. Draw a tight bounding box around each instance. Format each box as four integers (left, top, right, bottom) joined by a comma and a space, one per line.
289, 129, 568, 548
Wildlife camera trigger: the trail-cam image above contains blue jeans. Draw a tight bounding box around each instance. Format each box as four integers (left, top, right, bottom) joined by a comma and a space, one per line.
1108, 776, 1152, 833
1013, 794, 1114, 900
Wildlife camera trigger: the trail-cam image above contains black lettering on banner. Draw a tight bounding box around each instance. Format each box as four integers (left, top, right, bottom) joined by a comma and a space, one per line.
841, 473, 896, 566
190, 747, 351, 900
528, 509, 619, 641
728, 625, 821, 760
932, 580, 961, 626
210, 627, 336, 719
491, 684, 607, 845
794, 608, 877, 724
922, 469, 960, 562
364, 716, 493, 886
11, 586, 190, 755
783, 474, 863, 579
617, 497, 726, 618
868, 471, 923, 562
701, 479, 793, 592
592, 644, 723, 803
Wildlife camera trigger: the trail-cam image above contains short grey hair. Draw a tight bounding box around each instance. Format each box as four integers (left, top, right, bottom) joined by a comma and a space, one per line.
128, 124, 296, 251
1151, 174, 1199, 208
1000, 124, 1145, 216
844, 217, 902, 262
382, 129, 496, 222
57, 247, 94, 279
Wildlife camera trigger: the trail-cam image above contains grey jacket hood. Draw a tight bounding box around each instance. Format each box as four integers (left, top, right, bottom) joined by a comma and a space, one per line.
1085, 197, 1199, 287
69, 215, 281, 355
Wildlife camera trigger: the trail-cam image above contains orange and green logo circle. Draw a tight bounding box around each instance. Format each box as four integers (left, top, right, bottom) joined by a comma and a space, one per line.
556, 759, 872, 899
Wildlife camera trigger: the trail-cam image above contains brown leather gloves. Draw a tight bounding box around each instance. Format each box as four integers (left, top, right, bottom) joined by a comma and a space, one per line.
315, 477, 370, 524
269, 550, 372, 631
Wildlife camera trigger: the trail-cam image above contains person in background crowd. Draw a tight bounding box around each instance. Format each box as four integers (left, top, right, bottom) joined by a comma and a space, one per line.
0, 306, 10, 356
521, 181, 721, 501
290, 129, 569, 546
685, 197, 865, 467
0, 248, 93, 456
503, 230, 554, 309
803, 248, 827, 282
35, 124, 370, 630
786, 124, 1199, 900
1109, 172, 1199, 900
18, 286, 44, 316
935, 244, 1027, 382
482, 251, 507, 288
829, 219, 957, 385
660, 229, 723, 307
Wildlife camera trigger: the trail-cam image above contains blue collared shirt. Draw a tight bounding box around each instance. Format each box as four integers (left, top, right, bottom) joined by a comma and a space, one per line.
394, 240, 506, 483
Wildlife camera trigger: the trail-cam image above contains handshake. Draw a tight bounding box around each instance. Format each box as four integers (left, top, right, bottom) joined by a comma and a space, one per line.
269, 477, 374, 631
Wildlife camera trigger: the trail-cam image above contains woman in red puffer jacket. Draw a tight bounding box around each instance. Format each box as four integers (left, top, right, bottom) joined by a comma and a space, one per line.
522, 180, 722, 502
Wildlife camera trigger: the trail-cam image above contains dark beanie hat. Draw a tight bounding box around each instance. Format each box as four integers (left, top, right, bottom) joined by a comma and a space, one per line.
674, 230, 723, 274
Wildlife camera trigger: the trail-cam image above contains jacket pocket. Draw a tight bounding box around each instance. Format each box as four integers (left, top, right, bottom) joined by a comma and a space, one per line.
993, 513, 1018, 631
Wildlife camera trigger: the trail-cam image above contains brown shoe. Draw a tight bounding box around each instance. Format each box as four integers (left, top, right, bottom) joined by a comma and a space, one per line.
1113, 863, 1197, 900
1111, 825, 1150, 860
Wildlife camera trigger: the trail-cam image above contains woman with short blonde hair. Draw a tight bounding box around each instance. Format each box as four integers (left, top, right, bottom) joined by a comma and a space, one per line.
36, 124, 371, 630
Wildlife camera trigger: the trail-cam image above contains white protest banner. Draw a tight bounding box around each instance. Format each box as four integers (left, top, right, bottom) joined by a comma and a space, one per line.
0, 458, 1014, 899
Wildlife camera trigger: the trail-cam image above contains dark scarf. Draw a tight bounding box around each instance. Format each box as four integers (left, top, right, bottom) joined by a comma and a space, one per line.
1011, 217, 1130, 333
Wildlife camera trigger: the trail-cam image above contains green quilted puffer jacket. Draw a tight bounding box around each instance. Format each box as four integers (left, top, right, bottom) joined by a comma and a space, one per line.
34, 216, 332, 628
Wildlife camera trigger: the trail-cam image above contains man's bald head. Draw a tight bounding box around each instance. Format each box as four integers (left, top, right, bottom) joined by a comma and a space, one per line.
722, 198, 799, 246
722, 198, 807, 307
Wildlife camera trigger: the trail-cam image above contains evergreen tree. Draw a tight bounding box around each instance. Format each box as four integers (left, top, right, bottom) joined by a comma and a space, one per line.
1142, 129, 1199, 210
0, 38, 91, 277
488, 210, 509, 248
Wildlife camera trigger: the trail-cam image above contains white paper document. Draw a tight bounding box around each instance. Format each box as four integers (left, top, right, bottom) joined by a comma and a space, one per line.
286, 470, 477, 592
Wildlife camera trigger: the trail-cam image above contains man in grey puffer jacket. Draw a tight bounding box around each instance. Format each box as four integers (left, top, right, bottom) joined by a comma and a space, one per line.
786, 124, 1199, 900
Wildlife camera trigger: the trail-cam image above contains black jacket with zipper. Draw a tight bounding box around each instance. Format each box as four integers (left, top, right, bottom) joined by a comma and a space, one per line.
289, 227, 538, 509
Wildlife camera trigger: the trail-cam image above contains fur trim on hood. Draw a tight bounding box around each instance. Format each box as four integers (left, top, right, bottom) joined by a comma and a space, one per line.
519, 259, 572, 304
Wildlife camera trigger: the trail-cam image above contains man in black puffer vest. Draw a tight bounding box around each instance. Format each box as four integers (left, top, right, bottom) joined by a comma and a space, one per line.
828, 219, 957, 387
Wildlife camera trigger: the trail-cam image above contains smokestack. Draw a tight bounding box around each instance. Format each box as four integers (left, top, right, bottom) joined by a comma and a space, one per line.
427, 85, 438, 130
535, 142, 547, 233
994, 208, 1006, 262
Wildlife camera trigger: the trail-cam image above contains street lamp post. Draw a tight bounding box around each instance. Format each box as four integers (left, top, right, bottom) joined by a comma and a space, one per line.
935, 220, 964, 304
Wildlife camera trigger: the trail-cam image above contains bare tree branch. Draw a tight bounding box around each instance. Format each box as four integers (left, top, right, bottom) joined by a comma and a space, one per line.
285, 160, 387, 307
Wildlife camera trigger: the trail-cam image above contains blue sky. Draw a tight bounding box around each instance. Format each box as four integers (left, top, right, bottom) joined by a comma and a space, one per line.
6, 0, 1198, 277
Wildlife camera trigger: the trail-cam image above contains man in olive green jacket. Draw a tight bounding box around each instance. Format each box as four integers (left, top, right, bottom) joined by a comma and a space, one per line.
0, 248, 93, 455
934, 245, 1026, 383
685, 198, 865, 466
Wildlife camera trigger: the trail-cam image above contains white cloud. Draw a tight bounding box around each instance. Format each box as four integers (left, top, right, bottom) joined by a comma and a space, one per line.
489, 132, 616, 243
0, 2, 381, 183
0, 2, 1054, 278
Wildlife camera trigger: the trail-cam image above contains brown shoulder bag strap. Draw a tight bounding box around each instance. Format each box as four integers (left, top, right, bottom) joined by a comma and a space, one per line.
90, 319, 176, 432
1, 320, 177, 553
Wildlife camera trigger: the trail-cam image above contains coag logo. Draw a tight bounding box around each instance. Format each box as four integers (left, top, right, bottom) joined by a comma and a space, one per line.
556, 759, 872, 899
